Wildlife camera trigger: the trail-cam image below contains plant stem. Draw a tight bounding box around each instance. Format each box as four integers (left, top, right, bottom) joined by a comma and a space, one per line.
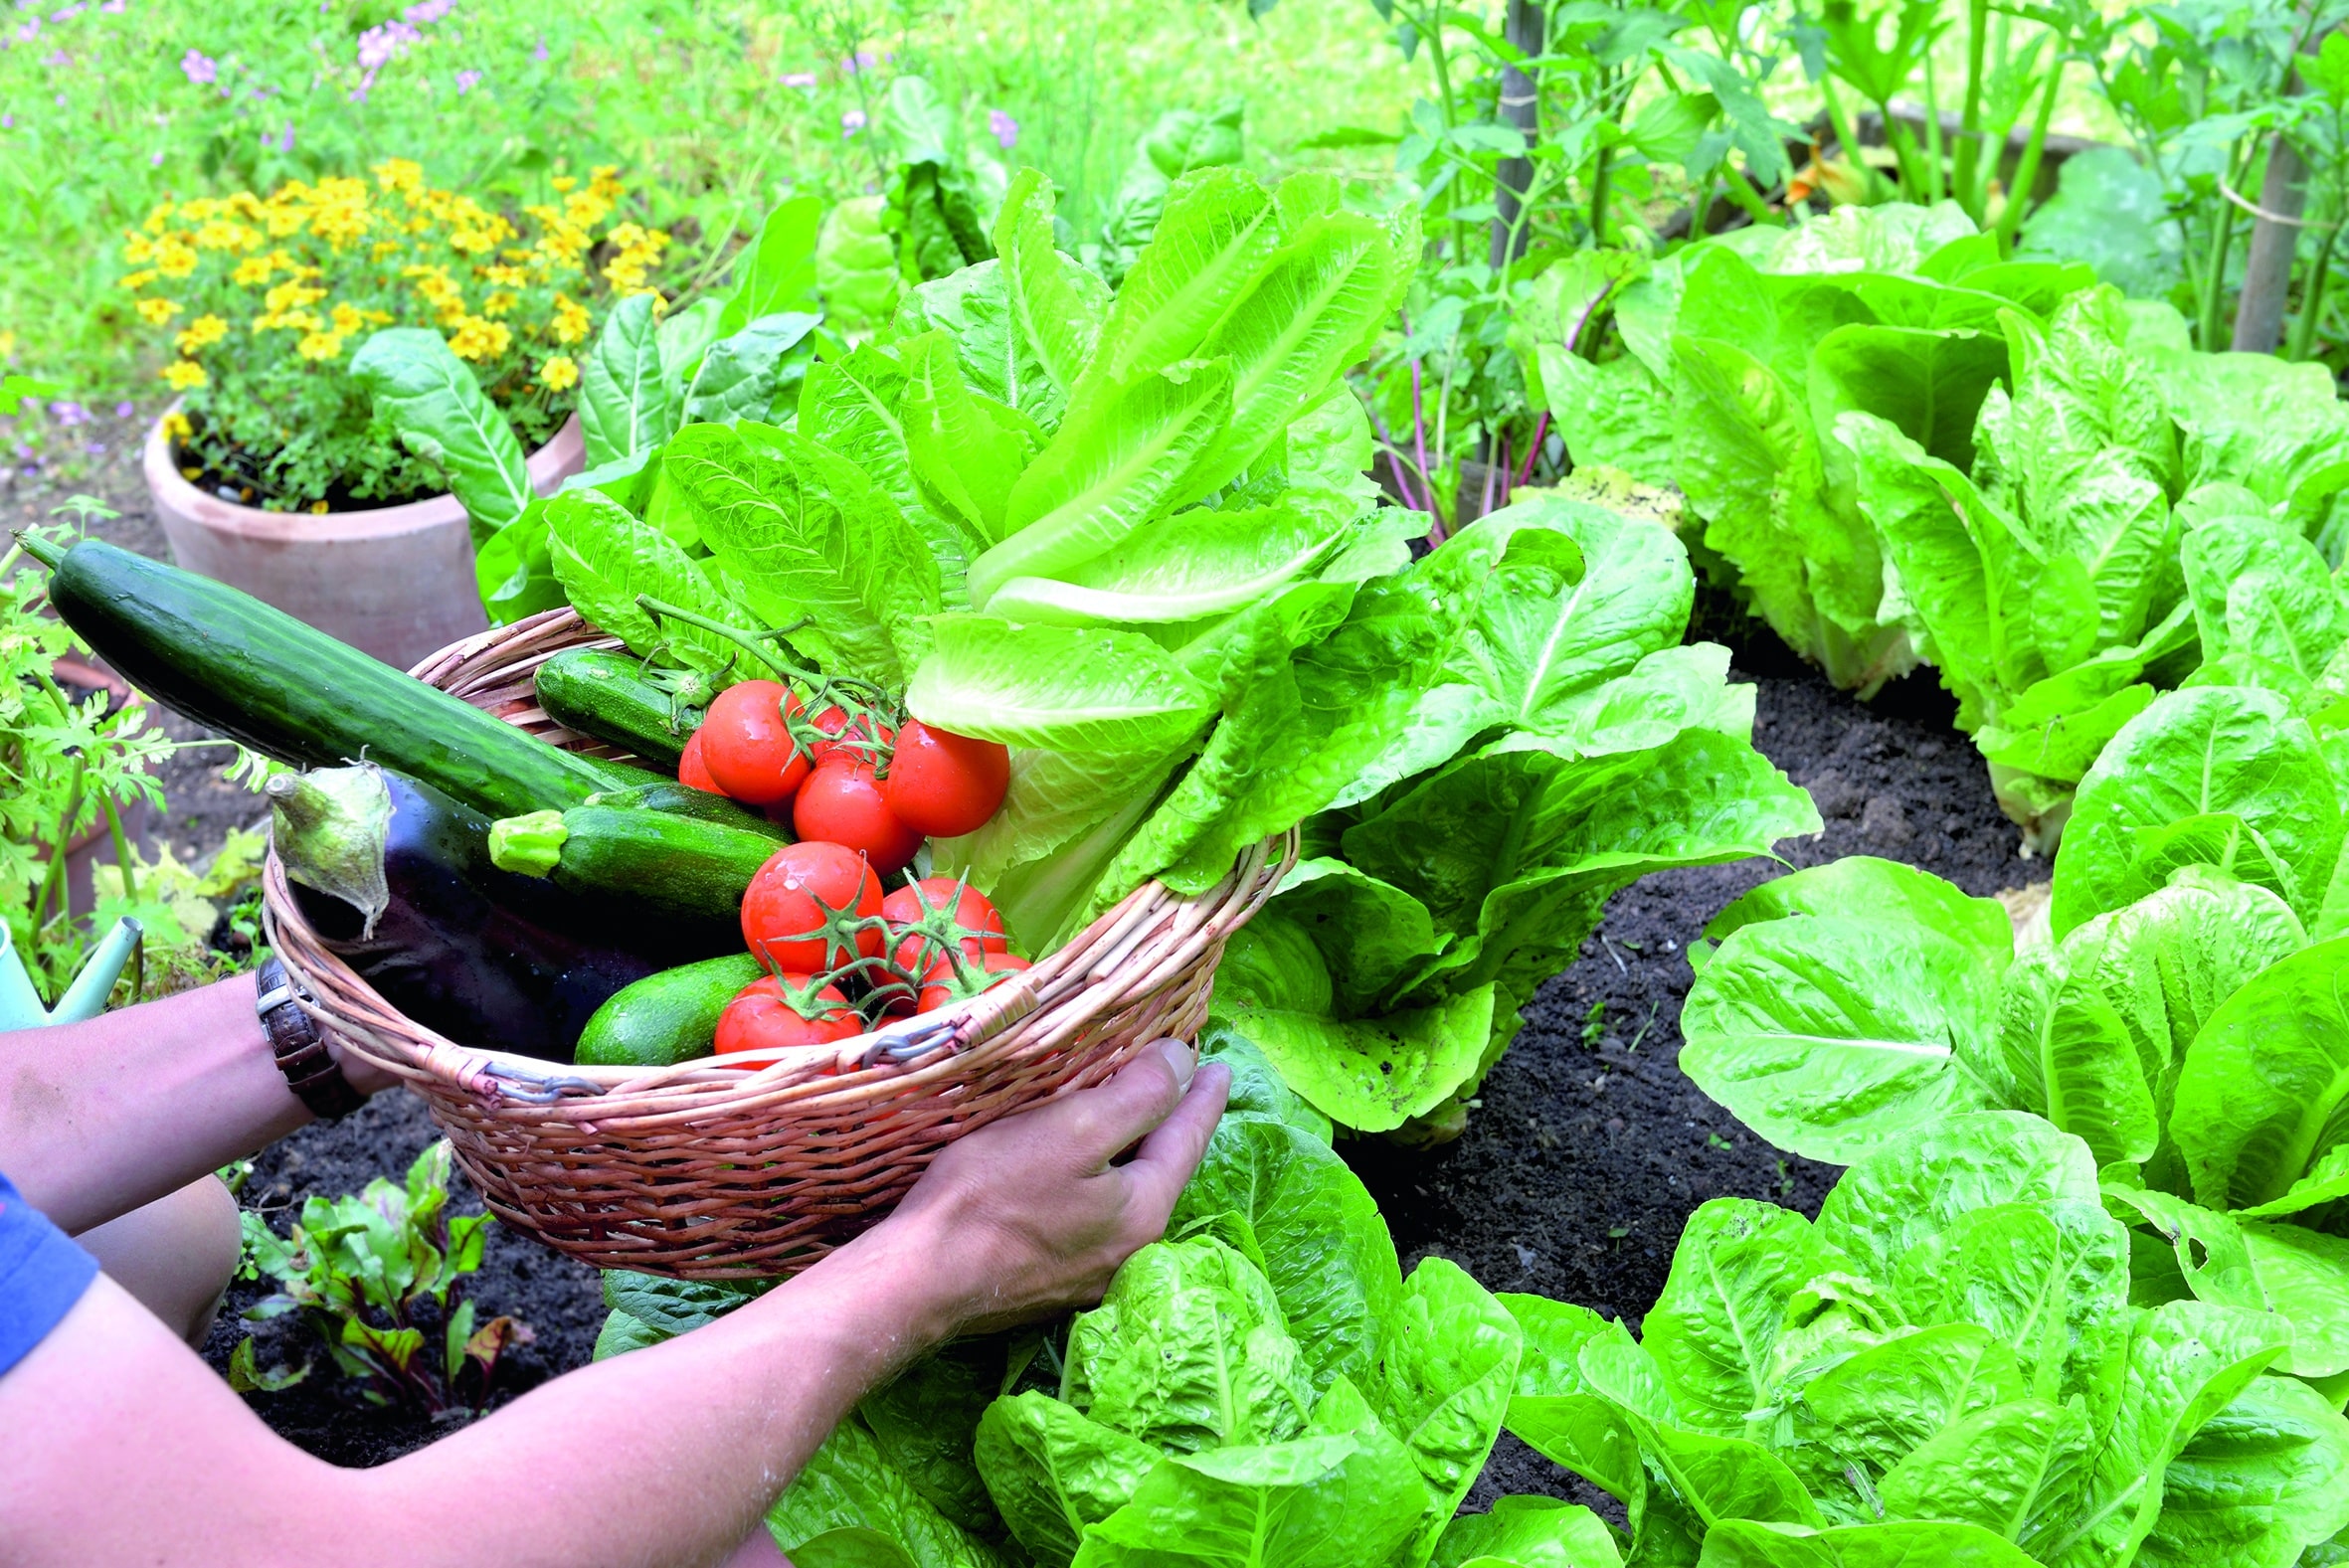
30, 757, 86, 943
1820, 79, 1878, 203
2198, 163, 2243, 350
1954, 0, 1990, 220
2287, 222, 2339, 361
1992, 48, 2066, 251
1589, 142, 1615, 247
1921, 53, 1947, 204
101, 792, 137, 905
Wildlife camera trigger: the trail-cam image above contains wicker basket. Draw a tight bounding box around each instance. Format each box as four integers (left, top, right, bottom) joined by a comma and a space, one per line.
261, 609, 1294, 1279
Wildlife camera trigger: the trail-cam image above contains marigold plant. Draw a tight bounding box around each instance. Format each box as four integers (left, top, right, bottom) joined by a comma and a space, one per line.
119, 160, 670, 512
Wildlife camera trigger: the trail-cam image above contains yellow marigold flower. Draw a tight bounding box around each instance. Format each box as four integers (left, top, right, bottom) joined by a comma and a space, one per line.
121, 234, 155, 264
161, 359, 208, 391
538, 354, 580, 392
363, 308, 393, 325
448, 315, 512, 361
481, 289, 518, 318
589, 164, 625, 200
161, 410, 193, 440
193, 219, 253, 252
154, 240, 199, 278
232, 256, 273, 286
0, 328, 13, 361
119, 268, 159, 290
136, 297, 182, 325
550, 293, 592, 344
264, 204, 306, 239
175, 314, 230, 354
142, 202, 175, 236
549, 176, 577, 194
295, 330, 346, 361
310, 500, 330, 515
330, 302, 364, 335
373, 158, 426, 197
484, 263, 529, 287
263, 279, 326, 313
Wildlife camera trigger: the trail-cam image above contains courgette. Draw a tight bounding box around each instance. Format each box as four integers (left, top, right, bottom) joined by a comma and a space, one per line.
23, 537, 625, 820
535, 648, 705, 770
583, 780, 789, 840
488, 805, 779, 947
574, 952, 765, 1067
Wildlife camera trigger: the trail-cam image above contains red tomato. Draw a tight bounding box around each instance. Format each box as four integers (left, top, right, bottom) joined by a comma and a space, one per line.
808, 704, 897, 767
881, 878, 1008, 973
699, 680, 809, 805
917, 951, 1030, 1014
740, 841, 885, 974
795, 760, 923, 876
676, 728, 723, 794
713, 974, 861, 1053
885, 720, 1010, 837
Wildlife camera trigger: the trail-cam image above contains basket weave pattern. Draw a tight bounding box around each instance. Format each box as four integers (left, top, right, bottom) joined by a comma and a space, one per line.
262, 609, 1294, 1278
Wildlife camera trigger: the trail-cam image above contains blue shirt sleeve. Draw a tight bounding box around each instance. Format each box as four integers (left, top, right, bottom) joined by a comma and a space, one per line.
0, 1168, 96, 1379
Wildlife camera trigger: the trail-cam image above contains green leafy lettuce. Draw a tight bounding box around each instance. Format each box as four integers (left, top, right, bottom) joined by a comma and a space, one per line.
1206, 495, 1818, 1137
1501, 1110, 2349, 1566
1519, 203, 2091, 699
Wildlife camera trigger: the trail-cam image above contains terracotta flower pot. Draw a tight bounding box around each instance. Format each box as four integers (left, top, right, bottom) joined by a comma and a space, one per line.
142, 410, 585, 671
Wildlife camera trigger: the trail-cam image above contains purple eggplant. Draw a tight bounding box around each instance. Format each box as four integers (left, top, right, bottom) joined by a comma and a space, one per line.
268, 765, 714, 1061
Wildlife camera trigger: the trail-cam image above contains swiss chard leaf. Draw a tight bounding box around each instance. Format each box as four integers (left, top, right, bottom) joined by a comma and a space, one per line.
576, 293, 675, 468
350, 327, 533, 543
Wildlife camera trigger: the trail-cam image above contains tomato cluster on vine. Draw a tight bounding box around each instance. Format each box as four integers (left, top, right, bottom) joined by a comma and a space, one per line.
676, 676, 1008, 877
712, 852, 1030, 1056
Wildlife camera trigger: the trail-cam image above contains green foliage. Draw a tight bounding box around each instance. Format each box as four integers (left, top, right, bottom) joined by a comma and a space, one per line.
0, 525, 185, 1007
1504, 1113, 2349, 1565
232, 1140, 529, 1416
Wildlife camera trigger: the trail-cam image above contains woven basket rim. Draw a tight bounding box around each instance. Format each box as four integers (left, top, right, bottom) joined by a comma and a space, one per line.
263, 829, 1293, 1110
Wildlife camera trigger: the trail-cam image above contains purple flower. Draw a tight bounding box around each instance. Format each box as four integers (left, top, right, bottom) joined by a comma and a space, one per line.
261, 118, 292, 152
2, 114, 13, 130
42, 50, 67, 67
101, 0, 125, 12
13, 20, 39, 46
356, 19, 420, 71
454, 68, 481, 93
84, 440, 104, 456
180, 47, 216, 86
532, 36, 547, 61
402, 0, 452, 23
114, 402, 134, 419
780, 70, 815, 88
53, 91, 63, 106
841, 107, 866, 136
844, 49, 875, 73
148, 148, 162, 164
49, 401, 88, 426
989, 107, 1018, 151
51, 4, 84, 19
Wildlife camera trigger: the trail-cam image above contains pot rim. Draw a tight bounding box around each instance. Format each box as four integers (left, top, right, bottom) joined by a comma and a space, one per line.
141, 400, 583, 546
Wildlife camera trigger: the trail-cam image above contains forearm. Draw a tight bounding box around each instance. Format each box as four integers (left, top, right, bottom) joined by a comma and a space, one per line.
356, 1224, 953, 1567
0, 972, 318, 1232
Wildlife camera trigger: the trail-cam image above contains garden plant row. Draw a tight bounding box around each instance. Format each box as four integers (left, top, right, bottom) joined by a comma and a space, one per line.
30, 77, 2349, 1567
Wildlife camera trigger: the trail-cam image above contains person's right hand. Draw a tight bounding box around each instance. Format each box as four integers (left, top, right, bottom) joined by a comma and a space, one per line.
850, 1038, 1230, 1338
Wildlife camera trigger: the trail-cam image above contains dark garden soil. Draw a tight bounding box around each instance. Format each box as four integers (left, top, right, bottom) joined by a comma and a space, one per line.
12, 446, 2043, 1503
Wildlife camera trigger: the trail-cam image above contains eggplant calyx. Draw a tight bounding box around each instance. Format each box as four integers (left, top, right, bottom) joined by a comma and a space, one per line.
270, 767, 393, 939
488, 810, 569, 878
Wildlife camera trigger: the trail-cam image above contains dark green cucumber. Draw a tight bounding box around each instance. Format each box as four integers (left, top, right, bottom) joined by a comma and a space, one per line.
25, 537, 626, 820
575, 952, 764, 1067
488, 805, 779, 947
535, 647, 703, 770
583, 781, 790, 840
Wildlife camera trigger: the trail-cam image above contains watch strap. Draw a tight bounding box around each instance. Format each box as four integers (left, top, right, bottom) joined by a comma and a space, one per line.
257, 956, 365, 1121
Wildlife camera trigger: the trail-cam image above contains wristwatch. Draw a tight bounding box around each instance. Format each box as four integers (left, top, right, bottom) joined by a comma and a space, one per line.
255, 956, 365, 1121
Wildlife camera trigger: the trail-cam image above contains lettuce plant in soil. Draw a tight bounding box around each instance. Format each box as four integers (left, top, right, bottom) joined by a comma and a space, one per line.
1523, 198, 2349, 852
1682, 679, 2349, 1417
587, 1038, 2349, 1566
1204, 493, 1819, 1140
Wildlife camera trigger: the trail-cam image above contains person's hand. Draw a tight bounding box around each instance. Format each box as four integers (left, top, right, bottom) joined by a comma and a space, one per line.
853, 1038, 1230, 1337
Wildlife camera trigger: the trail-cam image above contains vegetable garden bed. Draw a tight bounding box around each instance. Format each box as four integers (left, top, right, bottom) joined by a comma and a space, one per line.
183, 606, 2039, 1491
